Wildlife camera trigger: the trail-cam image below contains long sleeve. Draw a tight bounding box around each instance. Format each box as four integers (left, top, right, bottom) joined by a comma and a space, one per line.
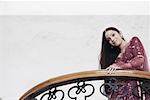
114, 55, 132, 69
114, 37, 145, 69
129, 37, 145, 68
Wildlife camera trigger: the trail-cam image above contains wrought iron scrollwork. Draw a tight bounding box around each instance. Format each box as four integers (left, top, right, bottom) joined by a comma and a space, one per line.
100, 78, 118, 97
24, 77, 150, 100
132, 80, 150, 99
68, 81, 95, 100
99, 78, 128, 100
40, 87, 64, 100
141, 80, 150, 95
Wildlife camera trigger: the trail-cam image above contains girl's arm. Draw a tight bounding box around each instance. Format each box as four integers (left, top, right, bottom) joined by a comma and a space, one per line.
114, 37, 145, 69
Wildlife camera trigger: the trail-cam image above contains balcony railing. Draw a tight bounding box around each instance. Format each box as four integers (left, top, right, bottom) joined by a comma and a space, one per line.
19, 70, 150, 100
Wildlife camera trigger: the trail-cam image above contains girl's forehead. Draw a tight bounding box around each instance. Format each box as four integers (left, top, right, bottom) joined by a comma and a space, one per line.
105, 30, 114, 37
105, 30, 119, 37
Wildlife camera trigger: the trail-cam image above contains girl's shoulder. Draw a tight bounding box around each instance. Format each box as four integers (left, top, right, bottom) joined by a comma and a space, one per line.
130, 36, 141, 44
129, 36, 144, 49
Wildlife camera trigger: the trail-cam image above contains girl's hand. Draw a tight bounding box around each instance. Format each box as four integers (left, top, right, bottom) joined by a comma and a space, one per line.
105, 64, 121, 74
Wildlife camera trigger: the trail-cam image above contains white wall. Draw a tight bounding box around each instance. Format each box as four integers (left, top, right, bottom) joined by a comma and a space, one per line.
0, 1, 150, 100
0, 15, 149, 100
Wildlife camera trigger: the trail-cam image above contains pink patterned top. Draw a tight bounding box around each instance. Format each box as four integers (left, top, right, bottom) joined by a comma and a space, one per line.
109, 37, 149, 100
115, 36, 149, 71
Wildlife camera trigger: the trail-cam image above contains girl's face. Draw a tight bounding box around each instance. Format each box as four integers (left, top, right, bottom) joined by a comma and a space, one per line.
105, 30, 123, 47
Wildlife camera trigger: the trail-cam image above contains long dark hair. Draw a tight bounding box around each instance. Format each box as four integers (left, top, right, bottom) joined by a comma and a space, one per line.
99, 27, 123, 69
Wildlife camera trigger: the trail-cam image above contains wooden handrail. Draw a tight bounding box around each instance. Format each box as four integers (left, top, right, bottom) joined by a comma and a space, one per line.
19, 70, 150, 100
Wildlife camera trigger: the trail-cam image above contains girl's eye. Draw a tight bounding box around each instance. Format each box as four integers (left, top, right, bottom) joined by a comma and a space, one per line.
112, 33, 115, 37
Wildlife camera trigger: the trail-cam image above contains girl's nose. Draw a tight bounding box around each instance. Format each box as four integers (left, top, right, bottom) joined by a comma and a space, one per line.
111, 37, 114, 41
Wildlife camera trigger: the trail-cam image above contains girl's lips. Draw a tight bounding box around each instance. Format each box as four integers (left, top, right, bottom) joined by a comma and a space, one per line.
112, 40, 117, 44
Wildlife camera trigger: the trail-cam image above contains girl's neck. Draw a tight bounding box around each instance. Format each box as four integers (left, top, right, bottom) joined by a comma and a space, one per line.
119, 40, 128, 50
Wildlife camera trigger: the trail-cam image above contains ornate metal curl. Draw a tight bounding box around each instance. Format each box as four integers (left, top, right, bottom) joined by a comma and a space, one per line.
40, 87, 64, 100
99, 78, 128, 100
141, 80, 150, 95
68, 81, 95, 100
132, 80, 150, 98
